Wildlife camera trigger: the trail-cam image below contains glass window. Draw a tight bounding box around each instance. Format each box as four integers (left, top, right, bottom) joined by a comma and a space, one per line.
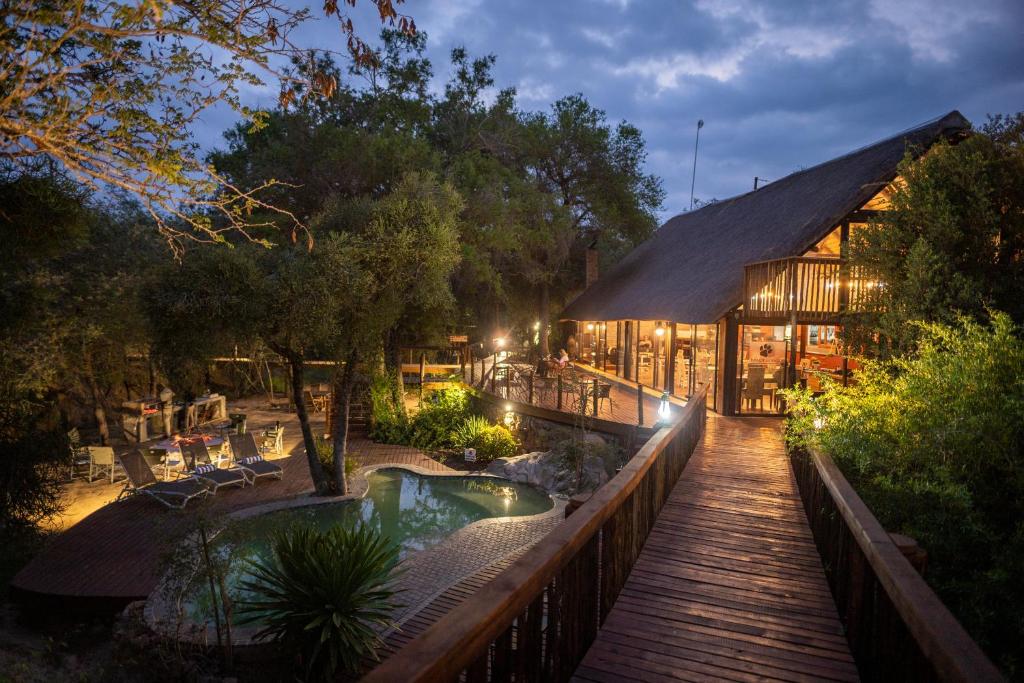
737, 324, 788, 415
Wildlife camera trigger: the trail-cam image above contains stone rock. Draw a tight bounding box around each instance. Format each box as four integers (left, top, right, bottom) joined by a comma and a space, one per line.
486, 449, 609, 496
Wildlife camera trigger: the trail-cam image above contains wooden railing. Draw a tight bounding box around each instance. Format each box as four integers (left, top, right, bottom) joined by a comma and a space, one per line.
363, 387, 707, 683
743, 256, 877, 323
790, 448, 1004, 682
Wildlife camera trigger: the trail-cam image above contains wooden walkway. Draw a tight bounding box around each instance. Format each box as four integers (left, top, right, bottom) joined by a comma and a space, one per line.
574, 416, 860, 682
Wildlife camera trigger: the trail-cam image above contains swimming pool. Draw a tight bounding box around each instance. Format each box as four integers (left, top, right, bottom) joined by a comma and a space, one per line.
176, 469, 553, 626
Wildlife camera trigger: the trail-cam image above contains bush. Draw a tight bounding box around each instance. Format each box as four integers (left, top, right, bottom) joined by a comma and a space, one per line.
314, 437, 357, 492
784, 313, 1024, 677
451, 415, 518, 463
451, 415, 489, 449
407, 386, 471, 450
237, 524, 402, 680
368, 372, 410, 444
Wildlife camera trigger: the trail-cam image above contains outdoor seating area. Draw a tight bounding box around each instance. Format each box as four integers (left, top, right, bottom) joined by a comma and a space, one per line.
473, 355, 665, 428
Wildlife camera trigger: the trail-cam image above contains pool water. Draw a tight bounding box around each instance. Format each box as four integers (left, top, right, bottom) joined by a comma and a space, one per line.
181, 469, 552, 623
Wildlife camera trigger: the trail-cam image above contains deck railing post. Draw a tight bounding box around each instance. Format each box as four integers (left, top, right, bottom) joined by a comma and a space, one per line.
637, 382, 644, 425
419, 353, 426, 398
470, 356, 476, 384
528, 372, 535, 404
490, 356, 496, 393
592, 379, 599, 417
504, 366, 511, 399
557, 375, 563, 410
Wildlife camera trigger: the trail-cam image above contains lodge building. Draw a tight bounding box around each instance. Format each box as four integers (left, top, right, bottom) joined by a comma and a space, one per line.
560, 111, 970, 416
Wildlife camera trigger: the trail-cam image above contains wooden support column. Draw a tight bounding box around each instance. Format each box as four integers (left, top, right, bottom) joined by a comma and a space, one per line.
592, 379, 599, 417
636, 383, 644, 426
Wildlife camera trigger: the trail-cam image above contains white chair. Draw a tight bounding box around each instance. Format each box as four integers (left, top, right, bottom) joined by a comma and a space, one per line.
261, 426, 284, 456
88, 446, 125, 484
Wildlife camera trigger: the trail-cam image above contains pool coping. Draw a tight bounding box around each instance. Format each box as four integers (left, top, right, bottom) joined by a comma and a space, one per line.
143, 463, 564, 647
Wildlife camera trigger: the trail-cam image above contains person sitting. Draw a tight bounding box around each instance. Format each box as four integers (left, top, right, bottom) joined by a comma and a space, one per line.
558, 348, 570, 368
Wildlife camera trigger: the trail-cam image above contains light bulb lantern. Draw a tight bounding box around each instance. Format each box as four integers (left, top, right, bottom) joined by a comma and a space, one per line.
657, 391, 671, 423
655, 325, 665, 337
586, 323, 595, 332
784, 324, 793, 341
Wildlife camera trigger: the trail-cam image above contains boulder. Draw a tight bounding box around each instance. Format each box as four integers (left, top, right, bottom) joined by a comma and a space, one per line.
486, 449, 609, 496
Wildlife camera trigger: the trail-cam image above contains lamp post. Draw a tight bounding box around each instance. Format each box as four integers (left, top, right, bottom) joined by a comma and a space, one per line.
689, 119, 704, 210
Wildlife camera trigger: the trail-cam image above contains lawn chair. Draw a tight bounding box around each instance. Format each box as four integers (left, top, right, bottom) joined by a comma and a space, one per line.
68, 428, 91, 481
88, 446, 125, 484
228, 433, 284, 483
261, 425, 284, 456
117, 449, 209, 509
180, 441, 249, 491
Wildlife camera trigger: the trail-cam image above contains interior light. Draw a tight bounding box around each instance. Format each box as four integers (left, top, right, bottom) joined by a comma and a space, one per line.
655, 325, 665, 337
586, 323, 595, 331
658, 391, 671, 422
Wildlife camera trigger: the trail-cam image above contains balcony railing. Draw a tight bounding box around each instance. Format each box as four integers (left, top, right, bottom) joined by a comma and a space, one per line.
742, 256, 878, 323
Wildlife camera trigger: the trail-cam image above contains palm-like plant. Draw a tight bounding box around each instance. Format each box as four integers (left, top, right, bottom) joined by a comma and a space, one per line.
236, 524, 402, 680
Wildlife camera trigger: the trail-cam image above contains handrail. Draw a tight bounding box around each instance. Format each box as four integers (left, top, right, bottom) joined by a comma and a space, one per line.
364, 387, 708, 682
791, 447, 1004, 682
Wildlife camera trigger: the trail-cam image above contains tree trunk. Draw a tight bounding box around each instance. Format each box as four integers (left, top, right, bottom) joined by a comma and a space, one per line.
83, 353, 110, 446
331, 350, 359, 496
383, 331, 406, 417
281, 351, 329, 495
539, 282, 551, 358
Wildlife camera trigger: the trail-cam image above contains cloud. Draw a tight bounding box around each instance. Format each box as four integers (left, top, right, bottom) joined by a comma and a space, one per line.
867, 0, 1002, 63
517, 77, 555, 103
580, 27, 629, 49
614, 1, 851, 93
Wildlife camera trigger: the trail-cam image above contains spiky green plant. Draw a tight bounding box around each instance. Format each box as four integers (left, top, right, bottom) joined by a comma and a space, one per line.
236, 524, 402, 680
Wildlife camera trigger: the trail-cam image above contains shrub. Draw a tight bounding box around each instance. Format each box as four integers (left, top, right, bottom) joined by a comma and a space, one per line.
314, 437, 357, 491
783, 312, 1024, 677
474, 424, 519, 463
451, 415, 489, 449
407, 386, 471, 450
236, 524, 402, 680
368, 372, 410, 444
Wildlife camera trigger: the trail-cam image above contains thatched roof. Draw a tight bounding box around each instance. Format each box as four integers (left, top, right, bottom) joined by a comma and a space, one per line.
561, 110, 970, 323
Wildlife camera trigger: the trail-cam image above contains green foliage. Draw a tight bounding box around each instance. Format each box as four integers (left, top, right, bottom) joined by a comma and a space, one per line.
237, 524, 402, 680
407, 387, 472, 450
368, 372, 412, 444
452, 416, 519, 463
313, 437, 357, 490
847, 114, 1024, 353
784, 313, 1024, 676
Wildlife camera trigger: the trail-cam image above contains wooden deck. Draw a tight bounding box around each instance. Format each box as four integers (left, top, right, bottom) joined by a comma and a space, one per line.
11, 436, 446, 602
574, 416, 860, 682
473, 359, 666, 429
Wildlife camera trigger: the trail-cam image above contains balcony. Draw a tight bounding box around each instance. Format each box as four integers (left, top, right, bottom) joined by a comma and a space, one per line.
742, 256, 877, 324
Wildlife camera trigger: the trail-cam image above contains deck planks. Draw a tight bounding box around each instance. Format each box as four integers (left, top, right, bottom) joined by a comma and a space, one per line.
573, 416, 859, 682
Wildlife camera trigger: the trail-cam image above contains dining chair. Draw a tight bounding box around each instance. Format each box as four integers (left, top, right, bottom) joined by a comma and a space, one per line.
88, 446, 124, 484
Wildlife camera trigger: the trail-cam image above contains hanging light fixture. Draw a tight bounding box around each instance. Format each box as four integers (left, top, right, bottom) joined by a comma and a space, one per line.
655, 323, 665, 337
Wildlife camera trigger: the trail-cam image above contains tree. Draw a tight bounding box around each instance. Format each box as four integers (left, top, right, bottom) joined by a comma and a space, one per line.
148, 242, 352, 494
313, 172, 462, 493
516, 95, 664, 355
847, 113, 1024, 354
0, 0, 414, 250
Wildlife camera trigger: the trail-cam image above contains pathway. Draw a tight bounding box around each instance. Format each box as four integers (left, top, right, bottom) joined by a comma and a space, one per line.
573, 416, 860, 682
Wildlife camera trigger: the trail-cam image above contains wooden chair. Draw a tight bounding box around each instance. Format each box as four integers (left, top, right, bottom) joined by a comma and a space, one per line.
742, 365, 767, 411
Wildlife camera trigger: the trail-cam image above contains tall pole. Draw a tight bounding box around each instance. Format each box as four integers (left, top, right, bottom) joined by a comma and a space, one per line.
689, 119, 704, 210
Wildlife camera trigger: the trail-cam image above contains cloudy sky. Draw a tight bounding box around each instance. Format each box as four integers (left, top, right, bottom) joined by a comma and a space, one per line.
201, 0, 1024, 222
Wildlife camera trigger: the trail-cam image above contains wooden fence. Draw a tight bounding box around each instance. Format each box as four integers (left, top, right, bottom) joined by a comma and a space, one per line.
363, 387, 708, 683
790, 447, 1004, 682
